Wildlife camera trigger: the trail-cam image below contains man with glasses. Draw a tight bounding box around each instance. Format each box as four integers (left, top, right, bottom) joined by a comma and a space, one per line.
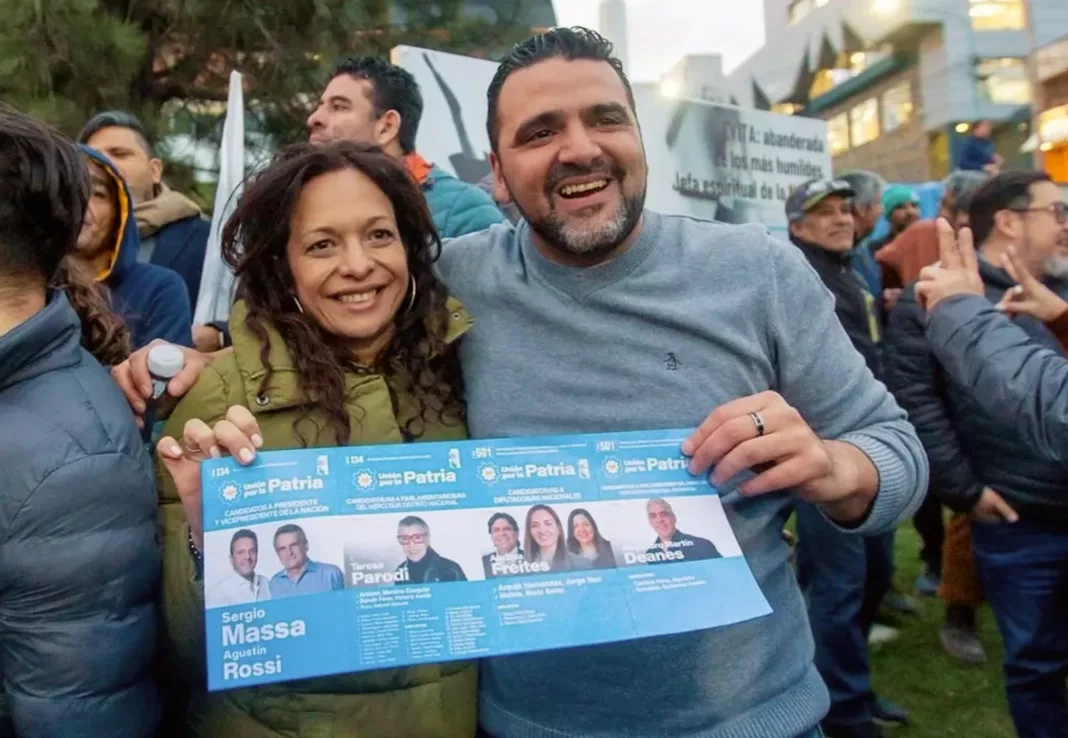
886, 171, 1068, 738
395, 516, 467, 584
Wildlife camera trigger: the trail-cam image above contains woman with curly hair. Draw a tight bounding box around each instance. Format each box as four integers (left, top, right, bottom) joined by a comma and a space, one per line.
154, 141, 474, 737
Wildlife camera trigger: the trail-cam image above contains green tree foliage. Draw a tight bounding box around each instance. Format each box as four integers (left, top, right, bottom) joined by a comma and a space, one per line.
0, 0, 540, 181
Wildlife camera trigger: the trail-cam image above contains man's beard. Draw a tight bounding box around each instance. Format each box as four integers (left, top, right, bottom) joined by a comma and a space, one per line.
508, 160, 646, 260
1044, 255, 1068, 281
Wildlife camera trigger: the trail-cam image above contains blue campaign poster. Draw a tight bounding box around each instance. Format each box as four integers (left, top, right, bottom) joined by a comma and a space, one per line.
200, 428, 772, 691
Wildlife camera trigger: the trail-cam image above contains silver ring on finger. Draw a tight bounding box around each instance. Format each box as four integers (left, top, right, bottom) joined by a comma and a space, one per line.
749, 412, 766, 438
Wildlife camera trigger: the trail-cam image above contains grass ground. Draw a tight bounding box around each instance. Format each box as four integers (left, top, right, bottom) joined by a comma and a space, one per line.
866, 524, 1015, 737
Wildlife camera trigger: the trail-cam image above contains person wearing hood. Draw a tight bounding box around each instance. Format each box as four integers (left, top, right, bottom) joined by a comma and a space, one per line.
78, 112, 209, 310
75, 145, 192, 349
786, 178, 906, 738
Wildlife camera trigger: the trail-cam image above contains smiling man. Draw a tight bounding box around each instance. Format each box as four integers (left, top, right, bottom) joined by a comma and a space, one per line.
208, 529, 271, 606
268, 524, 343, 598
110, 27, 927, 738
436, 27, 926, 738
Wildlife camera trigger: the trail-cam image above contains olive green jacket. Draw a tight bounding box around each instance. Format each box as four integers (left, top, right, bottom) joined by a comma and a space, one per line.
156, 301, 475, 738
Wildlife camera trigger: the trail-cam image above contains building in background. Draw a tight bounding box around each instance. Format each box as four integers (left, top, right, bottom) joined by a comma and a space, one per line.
659, 54, 734, 104
725, 0, 1068, 182
1034, 34, 1068, 181
599, 0, 630, 74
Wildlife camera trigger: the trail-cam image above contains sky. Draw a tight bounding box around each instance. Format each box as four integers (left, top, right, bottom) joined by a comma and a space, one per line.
551, 0, 767, 82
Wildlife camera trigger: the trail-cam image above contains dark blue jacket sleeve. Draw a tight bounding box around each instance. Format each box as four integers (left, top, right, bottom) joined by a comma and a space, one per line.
0, 454, 160, 738
927, 295, 1068, 467
885, 287, 984, 511
173, 218, 210, 310
144, 270, 193, 347
956, 137, 994, 171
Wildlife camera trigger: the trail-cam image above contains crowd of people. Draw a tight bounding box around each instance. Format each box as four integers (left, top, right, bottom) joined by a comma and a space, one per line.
0, 22, 1064, 738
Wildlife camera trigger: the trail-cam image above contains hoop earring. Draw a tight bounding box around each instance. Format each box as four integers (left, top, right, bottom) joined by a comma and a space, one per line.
293, 296, 305, 314
404, 275, 418, 315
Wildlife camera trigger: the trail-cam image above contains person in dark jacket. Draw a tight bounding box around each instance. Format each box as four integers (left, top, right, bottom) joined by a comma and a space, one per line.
0, 106, 160, 738
396, 516, 467, 583
956, 120, 1002, 174
886, 171, 1068, 738
785, 177, 904, 738
78, 111, 210, 312
916, 211, 1068, 465
75, 145, 192, 348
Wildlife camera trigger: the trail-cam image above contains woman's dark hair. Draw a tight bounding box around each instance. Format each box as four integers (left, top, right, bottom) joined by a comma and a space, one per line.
566, 508, 612, 559
0, 105, 89, 287
221, 140, 463, 445
524, 504, 566, 566
51, 258, 131, 366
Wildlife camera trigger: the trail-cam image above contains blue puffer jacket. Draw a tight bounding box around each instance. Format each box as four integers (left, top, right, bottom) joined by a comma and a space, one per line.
927, 294, 1068, 470
0, 292, 161, 738
886, 260, 1068, 521
423, 165, 506, 238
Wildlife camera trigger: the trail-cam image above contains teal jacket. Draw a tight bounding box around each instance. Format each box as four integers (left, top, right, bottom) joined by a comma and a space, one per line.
422, 165, 506, 238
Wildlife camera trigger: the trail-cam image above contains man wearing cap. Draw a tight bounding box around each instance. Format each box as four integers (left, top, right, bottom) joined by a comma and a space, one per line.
787, 179, 905, 738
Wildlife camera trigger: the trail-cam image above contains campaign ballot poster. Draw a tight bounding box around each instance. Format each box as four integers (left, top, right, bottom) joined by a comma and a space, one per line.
201, 428, 771, 692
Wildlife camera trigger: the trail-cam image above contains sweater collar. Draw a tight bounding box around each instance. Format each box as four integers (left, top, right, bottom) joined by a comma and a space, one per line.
0, 291, 84, 391
518, 210, 662, 301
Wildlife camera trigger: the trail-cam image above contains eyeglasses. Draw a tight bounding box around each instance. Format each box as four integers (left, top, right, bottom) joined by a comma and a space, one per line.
1010, 202, 1068, 225
397, 534, 427, 544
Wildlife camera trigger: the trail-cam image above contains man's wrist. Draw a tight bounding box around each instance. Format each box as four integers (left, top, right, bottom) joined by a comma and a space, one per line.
812, 440, 879, 526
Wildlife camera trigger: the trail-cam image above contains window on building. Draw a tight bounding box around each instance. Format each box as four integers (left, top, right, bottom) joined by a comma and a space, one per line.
968, 0, 1025, 31
882, 82, 914, 133
849, 99, 880, 148
828, 113, 850, 156
808, 46, 893, 100
975, 58, 1032, 105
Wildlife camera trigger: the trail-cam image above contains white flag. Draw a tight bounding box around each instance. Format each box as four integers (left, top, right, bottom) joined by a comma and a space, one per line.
194, 70, 245, 325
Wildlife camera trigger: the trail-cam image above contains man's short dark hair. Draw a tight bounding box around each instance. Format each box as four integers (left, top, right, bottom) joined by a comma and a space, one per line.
331, 57, 423, 154
968, 170, 1052, 247
0, 105, 90, 286
486, 27, 635, 153
274, 523, 307, 546
230, 529, 258, 555
487, 512, 519, 534
77, 110, 155, 157
398, 515, 429, 531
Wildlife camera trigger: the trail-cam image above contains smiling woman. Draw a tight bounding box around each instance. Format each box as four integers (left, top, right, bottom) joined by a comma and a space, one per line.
151, 141, 477, 737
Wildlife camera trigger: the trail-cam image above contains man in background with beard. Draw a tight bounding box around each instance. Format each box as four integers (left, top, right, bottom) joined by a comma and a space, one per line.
886, 170, 1068, 738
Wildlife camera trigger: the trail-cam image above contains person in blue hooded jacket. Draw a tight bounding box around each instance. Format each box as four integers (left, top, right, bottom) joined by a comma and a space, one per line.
0, 106, 161, 738
75, 145, 192, 348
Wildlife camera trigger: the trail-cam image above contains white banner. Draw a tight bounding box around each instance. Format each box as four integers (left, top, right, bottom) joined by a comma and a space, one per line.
394, 46, 831, 235
194, 70, 246, 325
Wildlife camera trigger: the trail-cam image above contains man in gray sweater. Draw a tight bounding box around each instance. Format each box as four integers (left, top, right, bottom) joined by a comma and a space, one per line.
111, 26, 928, 738
440, 27, 927, 738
